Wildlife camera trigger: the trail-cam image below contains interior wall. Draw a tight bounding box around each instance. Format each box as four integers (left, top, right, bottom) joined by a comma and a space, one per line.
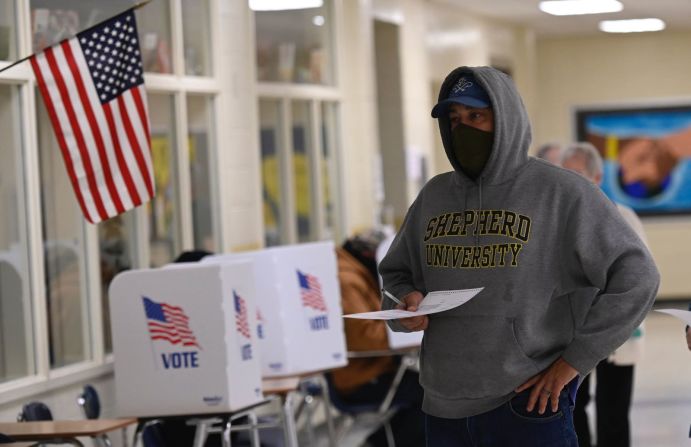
338, 0, 381, 235
536, 30, 691, 299
217, 0, 264, 252
424, 2, 538, 179
374, 20, 408, 227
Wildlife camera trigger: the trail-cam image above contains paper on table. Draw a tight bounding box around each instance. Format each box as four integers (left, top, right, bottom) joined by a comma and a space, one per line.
655, 309, 691, 326
344, 287, 483, 320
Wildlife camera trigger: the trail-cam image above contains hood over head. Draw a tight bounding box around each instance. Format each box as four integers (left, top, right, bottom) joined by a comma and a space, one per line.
433, 66, 532, 184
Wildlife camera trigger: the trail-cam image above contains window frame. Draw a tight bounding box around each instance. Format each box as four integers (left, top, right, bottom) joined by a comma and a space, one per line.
256, 84, 344, 245
0, 0, 223, 404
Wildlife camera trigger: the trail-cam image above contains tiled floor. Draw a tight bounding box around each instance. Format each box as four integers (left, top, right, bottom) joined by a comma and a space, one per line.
628, 301, 691, 447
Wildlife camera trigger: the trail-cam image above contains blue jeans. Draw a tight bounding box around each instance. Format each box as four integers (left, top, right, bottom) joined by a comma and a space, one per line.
425, 388, 578, 447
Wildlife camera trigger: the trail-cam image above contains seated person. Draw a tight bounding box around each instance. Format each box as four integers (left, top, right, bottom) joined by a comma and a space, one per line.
332, 234, 424, 447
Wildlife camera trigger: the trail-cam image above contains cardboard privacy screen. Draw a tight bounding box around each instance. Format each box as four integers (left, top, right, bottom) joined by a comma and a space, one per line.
109, 262, 263, 417
204, 241, 347, 377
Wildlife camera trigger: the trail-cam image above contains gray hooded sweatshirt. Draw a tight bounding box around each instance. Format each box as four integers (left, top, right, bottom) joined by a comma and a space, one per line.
379, 66, 660, 419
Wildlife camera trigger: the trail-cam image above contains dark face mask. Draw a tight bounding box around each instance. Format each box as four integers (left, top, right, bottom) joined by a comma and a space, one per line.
451, 122, 494, 179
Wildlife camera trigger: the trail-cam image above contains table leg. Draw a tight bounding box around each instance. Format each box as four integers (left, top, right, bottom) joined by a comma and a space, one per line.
248, 411, 260, 447
314, 375, 337, 447
282, 391, 300, 447
222, 419, 232, 447
192, 420, 209, 447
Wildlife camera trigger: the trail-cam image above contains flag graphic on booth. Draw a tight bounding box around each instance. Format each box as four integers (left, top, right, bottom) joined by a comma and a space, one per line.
233, 291, 253, 361
256, 309, 265, 340
30, 9, 154, 224
297, 270, 329, 331
234, 291, 251, 339
143, 297, 201, 349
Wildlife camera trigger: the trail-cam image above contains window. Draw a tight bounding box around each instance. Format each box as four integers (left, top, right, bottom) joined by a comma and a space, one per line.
257, 97, 341, 245
36, 92, 90, 368
255, 2, 334, 85
0, 84, 32, 383
1, 0, 223, 395
136, 0, 173, 74
29, 0, 126, 53
98, 211, 136, 354
0, 0, 17, 60
292, 100, 313, 242
187, 94, 217, 251
259, 99, 283, 247
147, 93, 179, 267
321, 101, 340, 239
255, 1, 343, 247
181, 1, 212, 76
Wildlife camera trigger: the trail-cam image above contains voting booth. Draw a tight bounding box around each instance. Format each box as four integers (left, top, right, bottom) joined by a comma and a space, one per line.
109, 262, 263, 417
376, 234, 423, 349
204, 241, 347, 377
387, 327, 423, 349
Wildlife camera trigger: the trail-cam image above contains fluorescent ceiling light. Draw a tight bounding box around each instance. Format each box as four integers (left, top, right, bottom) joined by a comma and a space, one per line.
539, 0, 623, 16
249, 0, 323, 11
599, 18, 666, 33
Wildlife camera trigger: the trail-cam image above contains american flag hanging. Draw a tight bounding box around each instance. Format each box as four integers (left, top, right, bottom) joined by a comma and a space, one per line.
297, 270, 328, 312
234, 291, 251, 339
30, 9, 154, 224
142, 297, 201, 349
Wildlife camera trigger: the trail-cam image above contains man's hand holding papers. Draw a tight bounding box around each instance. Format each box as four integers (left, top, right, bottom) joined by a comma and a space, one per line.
344, 288, 484, 330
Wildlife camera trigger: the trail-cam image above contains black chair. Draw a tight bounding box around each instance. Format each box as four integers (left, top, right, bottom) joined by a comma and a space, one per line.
0, 433, 16, 444
77, 384, 101, 419
17, 401, 53, 421
76, 385, 113, 447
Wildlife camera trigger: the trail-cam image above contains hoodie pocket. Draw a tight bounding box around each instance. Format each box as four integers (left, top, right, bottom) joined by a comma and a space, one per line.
421, 315, 539, 400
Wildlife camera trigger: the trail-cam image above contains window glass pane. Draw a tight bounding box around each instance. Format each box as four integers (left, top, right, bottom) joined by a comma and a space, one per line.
36, 90, 90, 368
255, 1, 334, 85
148, 93, 179, 267
292, 101, 312, 242
98, 211, 135, 353
321, 101, 339, 239
136, 0, 173, 74
259, 99, 282, 247
0, 0, 17, 60
29, 0, 133, 53
0, 85, 32, 383
187, 95, 216, 251
181, 0, 211, 76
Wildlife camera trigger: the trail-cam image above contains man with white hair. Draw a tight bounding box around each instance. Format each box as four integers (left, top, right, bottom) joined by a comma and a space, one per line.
562, 142, 648, 447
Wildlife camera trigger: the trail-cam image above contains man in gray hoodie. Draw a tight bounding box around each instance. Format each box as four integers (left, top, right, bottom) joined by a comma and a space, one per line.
379, 66, 659, 446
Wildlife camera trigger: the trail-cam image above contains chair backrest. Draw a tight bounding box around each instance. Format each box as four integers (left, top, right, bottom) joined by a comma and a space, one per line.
17, 401, 53, 421
140, 420, 168, 447
78, 384, 101, 419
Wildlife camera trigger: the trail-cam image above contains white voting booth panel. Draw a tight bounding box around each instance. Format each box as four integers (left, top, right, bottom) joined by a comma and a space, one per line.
204, 241, 347, 377
387, 327, 423, 349
109, 262, 263, 417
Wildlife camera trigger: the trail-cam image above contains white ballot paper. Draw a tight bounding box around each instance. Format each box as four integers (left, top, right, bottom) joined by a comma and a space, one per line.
344, 287, 483, 320
655, 309, 691, 326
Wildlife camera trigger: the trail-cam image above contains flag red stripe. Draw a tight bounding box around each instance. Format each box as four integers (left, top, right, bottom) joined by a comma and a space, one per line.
30, 55, 93, 223
44, 47, 109, 222
151, 335, 181, 343
61, 41, 125, 215
164, 313, 189, 322
103, 103, 142, 205
117, 94, 153, 198
161, 303, 185, 314
131, 86, 151, 149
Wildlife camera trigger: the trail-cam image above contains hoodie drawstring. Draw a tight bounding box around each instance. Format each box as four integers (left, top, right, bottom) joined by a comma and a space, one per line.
475, 178, 483, 247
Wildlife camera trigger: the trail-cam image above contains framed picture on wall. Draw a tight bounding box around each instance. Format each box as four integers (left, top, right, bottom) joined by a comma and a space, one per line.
575, 103, 691, 215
